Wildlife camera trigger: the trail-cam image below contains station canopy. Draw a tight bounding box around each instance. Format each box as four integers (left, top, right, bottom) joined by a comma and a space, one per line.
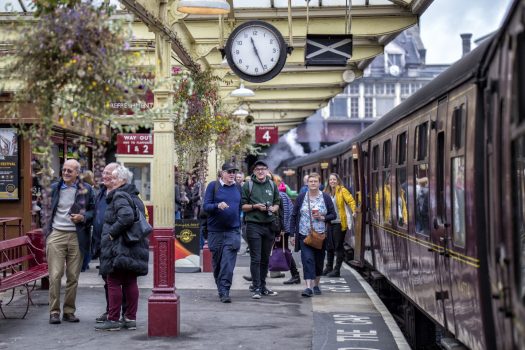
0, 0, 433, 134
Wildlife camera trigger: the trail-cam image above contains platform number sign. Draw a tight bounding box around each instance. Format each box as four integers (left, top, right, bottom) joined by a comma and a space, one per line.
255, 126, 278, 144
116, 134, 154, 155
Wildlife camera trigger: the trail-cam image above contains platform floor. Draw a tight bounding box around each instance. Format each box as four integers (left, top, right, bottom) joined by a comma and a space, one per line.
0, 245, 410, 350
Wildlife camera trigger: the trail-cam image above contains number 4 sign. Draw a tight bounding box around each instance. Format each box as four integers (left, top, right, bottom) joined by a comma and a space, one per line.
116, 134, 154, 155
255, 126, 278, 144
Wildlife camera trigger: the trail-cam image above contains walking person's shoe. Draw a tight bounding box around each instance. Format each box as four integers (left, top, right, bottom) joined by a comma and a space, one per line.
301, 288, 313, 297
326, 269, 340, 277
283, 275, 301, 285
313, 286, 322, 295
62, 313, 80, 322
261, 287, 278, 296
269, 271, 285, 278
95, 320, 122, 331
251, 289, 262, 299
96, 312, 108, 323
322, 266, 333, 276
121, 317, 137, 330
49, 313, 61, 324
220, 295, 232, 303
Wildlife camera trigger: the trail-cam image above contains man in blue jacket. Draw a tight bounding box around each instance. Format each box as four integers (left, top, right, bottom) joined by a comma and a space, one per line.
203, 162, 242, 303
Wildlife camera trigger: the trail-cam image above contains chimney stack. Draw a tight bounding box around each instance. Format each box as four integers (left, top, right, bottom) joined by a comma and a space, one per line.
418, 48, 427, 65
460, 33, 472, 57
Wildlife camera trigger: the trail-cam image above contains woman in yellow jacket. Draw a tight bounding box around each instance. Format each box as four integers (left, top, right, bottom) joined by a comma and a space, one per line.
323, 173, 357, 277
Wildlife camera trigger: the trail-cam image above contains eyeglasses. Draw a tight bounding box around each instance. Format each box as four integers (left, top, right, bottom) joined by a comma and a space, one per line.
62, 168, 75, 174
254, 168, 267, 172
226, 170, 236, 174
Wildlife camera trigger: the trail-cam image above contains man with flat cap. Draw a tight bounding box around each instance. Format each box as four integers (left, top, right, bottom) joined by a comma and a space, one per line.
241, 160, 280, 299
202, 162, 242, 303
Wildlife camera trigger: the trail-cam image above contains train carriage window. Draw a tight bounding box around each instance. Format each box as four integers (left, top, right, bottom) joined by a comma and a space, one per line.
451, 157, 466, 247
382, 141, 392, 223
372, 172, 380, 220
451, 105, 466, 150
381, 170, 392, 224
415, 164, 430, 235
383, 140, 391, 167
512, 133, 525, 303
396, 132, 408, 227
372, 145, 379, 170
415, 122, 429, 161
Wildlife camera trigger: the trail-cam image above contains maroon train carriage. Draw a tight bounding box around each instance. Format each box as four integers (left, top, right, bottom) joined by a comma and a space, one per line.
275, 1, 524, 348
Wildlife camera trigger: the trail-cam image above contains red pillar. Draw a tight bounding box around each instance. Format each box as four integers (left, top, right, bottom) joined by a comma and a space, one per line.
148, 228, 180, 337
200, 242, 213, 273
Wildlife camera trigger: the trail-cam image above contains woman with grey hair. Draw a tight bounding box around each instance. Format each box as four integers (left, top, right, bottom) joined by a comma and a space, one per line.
96, 165, 149, 331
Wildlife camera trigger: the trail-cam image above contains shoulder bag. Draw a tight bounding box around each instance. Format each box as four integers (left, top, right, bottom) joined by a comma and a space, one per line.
303, 193, 326, 250
120, 193, 153, 244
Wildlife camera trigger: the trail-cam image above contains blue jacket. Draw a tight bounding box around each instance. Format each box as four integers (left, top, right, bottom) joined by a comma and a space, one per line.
279, 192, 293, 234
91, 184, 108, 259
289, 191, 336, 252
203, 180, 241, 232
46, 178, 95, 257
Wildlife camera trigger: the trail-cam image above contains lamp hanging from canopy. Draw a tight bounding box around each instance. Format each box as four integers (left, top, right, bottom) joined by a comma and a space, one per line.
177, 0, 231, 15
232, 107, 249, 117
230, 83, 254, 98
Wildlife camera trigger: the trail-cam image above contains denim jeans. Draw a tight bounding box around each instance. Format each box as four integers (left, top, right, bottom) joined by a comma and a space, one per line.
246, 222, 274, 290
299, 235, 326, 280
207, 230, 241, 296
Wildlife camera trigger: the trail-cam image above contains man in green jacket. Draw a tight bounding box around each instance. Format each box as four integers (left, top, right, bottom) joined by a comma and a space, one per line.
241, 160, 280, 299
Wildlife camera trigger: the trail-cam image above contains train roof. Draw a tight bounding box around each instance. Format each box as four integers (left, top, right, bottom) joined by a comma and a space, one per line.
354, 35, 494, 143
286, 137, 355, 168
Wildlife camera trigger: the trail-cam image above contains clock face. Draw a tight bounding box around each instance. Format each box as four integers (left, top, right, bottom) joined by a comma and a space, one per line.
225, 21, 288, 83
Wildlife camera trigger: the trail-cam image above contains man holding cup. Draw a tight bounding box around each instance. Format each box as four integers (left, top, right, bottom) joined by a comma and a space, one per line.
241, 160, 280, 299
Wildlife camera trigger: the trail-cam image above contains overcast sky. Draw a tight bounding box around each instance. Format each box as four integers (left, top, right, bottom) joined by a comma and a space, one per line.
420, 0, 513, 64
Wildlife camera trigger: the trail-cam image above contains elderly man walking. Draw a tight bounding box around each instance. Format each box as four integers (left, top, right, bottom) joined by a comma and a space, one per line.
46, 159, 95, 324
203, 162, 242, 303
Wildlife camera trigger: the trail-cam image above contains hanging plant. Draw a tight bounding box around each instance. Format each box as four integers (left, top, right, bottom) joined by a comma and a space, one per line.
0, 0, 150, 229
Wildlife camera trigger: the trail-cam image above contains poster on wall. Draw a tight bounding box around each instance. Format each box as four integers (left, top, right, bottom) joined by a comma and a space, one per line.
0, 128, 19, 200
174, 219, 201, 273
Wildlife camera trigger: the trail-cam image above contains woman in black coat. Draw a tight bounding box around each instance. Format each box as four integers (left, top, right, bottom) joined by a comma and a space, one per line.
96, 165, 149, 331
290, 173, 336, 298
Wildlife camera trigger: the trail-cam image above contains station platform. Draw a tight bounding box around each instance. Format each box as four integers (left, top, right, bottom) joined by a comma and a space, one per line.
0, 247, 409, 350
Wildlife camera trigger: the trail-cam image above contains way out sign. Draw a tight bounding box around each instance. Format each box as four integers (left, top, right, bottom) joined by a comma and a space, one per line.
255, 126, 278, 144
116, 133, 154, 155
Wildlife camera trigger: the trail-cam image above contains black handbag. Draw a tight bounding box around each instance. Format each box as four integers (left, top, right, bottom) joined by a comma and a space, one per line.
120, 193, 153, 244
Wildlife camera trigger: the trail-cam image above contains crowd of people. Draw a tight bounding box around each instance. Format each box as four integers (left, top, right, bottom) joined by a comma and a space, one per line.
42, 157, 358, 330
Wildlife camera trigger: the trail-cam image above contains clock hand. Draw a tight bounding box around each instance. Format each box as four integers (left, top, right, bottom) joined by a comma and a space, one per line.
250, 37, 265, 70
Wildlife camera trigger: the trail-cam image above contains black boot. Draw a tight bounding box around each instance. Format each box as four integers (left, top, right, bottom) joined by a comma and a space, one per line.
322, 251, 334, 275
283, 275, 300, 284
327, 256, 343, 277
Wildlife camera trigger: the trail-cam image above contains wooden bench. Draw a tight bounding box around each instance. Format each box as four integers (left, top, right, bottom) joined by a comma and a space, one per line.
0, 235, 48, 319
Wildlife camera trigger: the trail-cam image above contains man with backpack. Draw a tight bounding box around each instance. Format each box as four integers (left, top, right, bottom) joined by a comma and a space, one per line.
202, 162, 242, 303
241, 160, 280, 299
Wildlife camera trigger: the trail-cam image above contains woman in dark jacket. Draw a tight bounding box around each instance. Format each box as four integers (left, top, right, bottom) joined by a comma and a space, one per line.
290, 173, 336, 297
95, 165, 149, 331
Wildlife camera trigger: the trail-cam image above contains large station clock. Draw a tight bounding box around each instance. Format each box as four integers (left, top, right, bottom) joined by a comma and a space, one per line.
225, 21, 289, 83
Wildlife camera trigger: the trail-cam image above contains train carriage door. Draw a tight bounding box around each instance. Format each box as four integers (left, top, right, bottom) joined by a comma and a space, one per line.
431, 97, 457, 334
350, 144, 366, 267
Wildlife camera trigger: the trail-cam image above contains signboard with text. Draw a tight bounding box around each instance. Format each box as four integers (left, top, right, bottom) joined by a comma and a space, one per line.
174, 220, 201, 272
0, 128, 19, 200
255, 126, 278, 144
116, 134, 154, 155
